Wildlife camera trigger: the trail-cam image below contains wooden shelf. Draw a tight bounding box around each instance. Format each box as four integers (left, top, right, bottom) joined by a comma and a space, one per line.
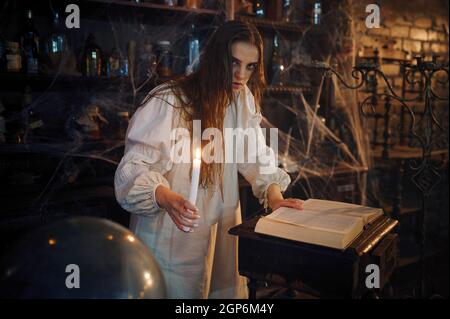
236, 15, 306, 34
0, 72, 127, 91
85, 0, 220, 16
357, 56, 410, 63
265, 85, 311, 95
371, 145, 448, 160
0, 73, 177, 93
0, 141, 124, 161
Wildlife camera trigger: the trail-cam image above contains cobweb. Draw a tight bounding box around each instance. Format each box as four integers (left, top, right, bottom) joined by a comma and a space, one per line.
1, 0, 446, 216
259, 0, 372, 206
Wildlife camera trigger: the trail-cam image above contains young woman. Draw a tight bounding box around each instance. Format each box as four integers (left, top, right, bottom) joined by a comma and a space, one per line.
114, 20, 303, 299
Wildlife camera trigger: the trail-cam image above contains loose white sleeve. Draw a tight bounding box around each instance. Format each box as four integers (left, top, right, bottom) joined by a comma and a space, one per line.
237, 88, 291, 208
114, 89, 175, 217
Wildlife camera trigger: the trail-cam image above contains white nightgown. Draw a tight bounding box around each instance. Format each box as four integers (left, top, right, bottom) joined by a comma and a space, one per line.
114, 84, 291, 299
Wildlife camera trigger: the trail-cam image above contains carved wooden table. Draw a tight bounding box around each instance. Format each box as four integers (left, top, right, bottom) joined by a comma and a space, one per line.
229, 215, 399, 299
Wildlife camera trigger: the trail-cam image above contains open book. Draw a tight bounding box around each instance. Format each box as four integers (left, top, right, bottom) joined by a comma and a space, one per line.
254, 199, 383, 250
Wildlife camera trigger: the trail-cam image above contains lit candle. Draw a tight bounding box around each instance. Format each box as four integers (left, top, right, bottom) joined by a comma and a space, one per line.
189, 147, 201, 205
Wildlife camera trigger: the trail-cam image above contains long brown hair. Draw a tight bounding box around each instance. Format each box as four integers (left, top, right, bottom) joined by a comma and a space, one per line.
144, 20, 266, 191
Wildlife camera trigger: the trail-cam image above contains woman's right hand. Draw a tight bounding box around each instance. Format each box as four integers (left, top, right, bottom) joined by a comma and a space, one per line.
155, 185, 200, 232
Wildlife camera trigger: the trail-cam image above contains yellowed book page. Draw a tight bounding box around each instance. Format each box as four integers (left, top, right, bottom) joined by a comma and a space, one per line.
264, 207, 363, 234
301, 199, 383, 224
255, 216, 361, 249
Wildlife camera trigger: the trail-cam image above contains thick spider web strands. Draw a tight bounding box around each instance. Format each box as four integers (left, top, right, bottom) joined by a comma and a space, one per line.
261, 75, 369, 205
8, 1, 375, 210
260, 24, 371, 205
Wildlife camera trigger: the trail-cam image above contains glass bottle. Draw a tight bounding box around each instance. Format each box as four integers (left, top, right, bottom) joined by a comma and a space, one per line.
102, 50, 110, 77
164, 0, 178, 6
137, 37, 157, 81
46, 11, 67, 55
185, 0, 202, 9
81, 34, 103, 77
312, 2, 321, 26
126, 41, 136, 79
253, 0, 265, 18
21, 9, 39, 74
120, 50, 129, 77
269, 35, 284, 85
116, 111, 129, 140
186, 24, 200, 74
109, 47, 121, 78
282, 0, 292, 22
156, 41, 173, 77
6, 42, 21, 73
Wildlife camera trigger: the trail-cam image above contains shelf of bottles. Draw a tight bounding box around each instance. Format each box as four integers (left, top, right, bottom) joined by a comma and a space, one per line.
0, 2, 206, 144
0, 0, 320, 89
0, 8, 119, 81
234, 0, 323, 34
236, 0, 322, 93
0, 73, 126, 92
236, 15, 305, 34
85, 0, 221, 16
0, 0, 322, 144
0, 3, 205, 87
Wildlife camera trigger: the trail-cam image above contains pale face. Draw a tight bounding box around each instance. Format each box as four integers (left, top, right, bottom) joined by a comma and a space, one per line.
231, 41, 259, 91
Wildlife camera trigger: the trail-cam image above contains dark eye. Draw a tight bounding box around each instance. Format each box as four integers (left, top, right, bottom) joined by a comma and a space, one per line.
247, 64, 256, 71
232, 61, 239, 67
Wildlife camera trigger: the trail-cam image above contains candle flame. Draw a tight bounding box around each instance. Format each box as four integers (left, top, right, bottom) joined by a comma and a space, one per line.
195, 148, 201, 160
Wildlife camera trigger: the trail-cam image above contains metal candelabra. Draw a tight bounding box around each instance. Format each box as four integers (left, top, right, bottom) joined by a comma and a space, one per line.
311, 55, 449, 298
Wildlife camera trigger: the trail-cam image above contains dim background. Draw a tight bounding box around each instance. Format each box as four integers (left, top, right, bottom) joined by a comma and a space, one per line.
0, 0, 448, 298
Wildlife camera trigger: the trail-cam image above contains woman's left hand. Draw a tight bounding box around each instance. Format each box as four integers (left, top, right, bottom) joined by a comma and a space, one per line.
269, 198, 303, 212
